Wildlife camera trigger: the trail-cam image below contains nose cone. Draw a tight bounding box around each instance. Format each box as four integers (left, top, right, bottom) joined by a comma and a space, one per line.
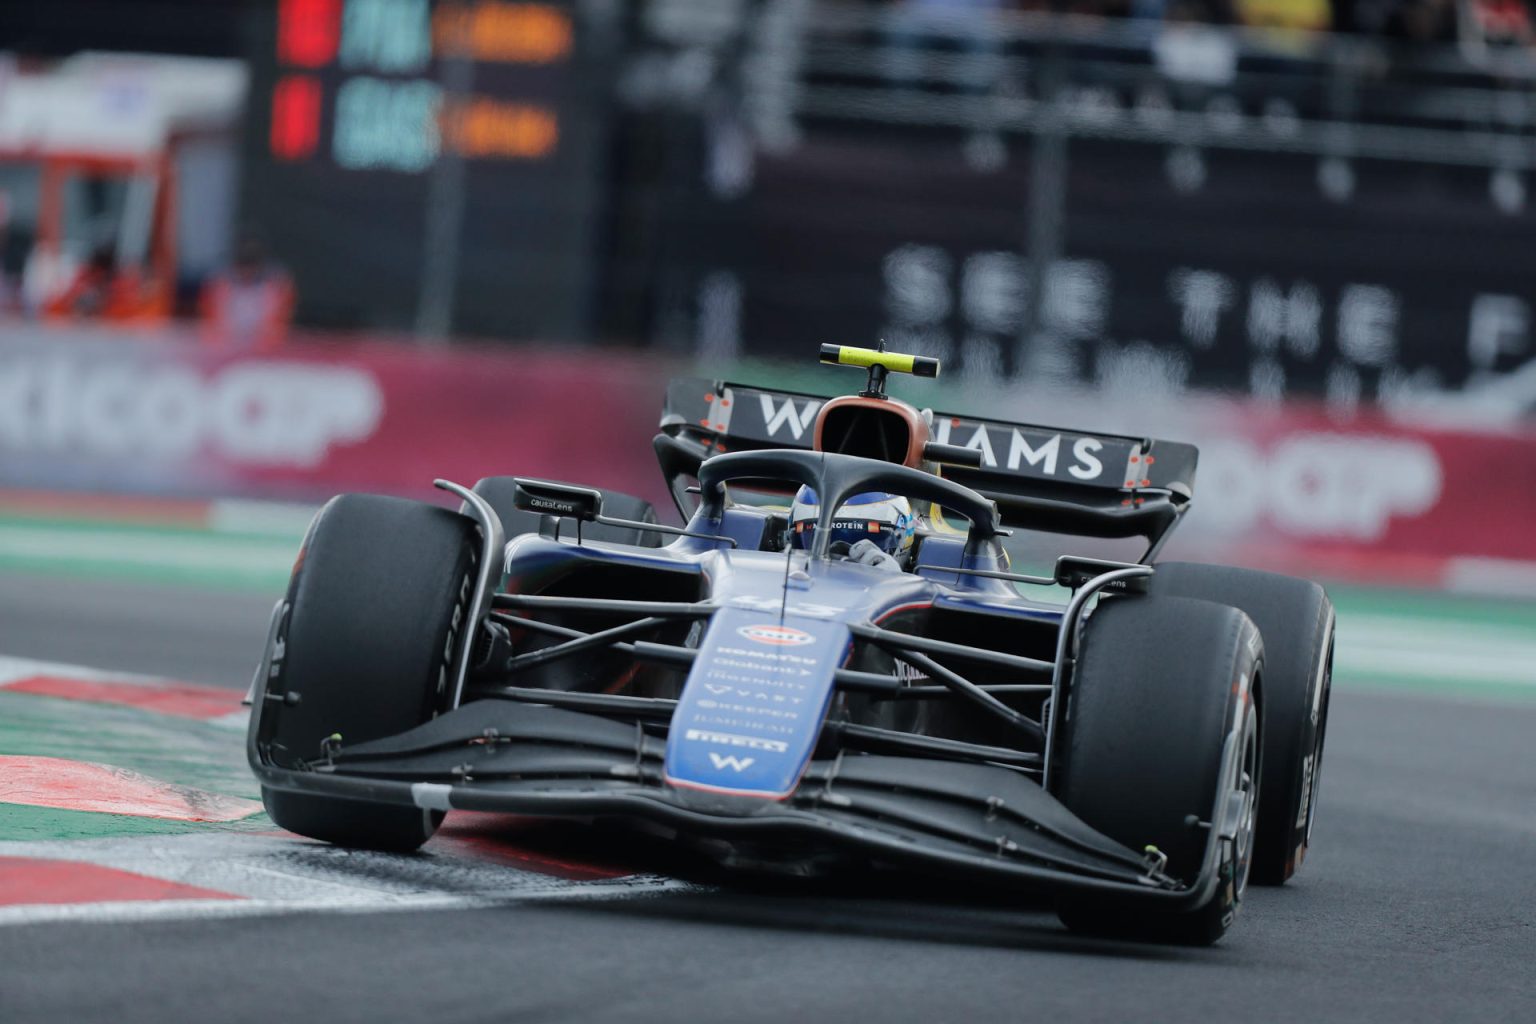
663, 606, 850, 800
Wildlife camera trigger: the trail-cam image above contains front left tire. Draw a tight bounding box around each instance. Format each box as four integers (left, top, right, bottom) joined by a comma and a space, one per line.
1053, 594, 1264, 945
1150, 562, 1334, 884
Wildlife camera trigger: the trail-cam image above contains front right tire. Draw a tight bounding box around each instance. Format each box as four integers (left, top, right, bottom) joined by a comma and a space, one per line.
254, 494, 479, 852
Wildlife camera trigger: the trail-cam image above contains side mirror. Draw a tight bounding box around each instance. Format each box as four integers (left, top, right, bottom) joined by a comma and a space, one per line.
923, 441, 984, 468
512, 479, 603, 521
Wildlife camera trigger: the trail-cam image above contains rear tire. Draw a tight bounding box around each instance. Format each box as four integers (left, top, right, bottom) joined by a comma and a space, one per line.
470, 477, 662, 547
255, 494, 478, 852
1149, 562, 1334, 884
1054, 595, 1263, 945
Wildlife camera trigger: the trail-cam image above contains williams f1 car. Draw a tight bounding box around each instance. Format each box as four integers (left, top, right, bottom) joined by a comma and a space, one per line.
247, 345, 1334, 944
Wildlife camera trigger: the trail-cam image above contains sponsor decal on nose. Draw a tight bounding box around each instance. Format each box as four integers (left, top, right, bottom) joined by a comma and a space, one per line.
708, 753, 755, 772
736, 624, 815, 647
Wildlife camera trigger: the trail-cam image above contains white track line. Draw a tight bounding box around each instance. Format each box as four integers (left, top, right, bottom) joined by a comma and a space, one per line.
0, 879, 694, 927
0, 832, 695, 927
0, 654, 192, 688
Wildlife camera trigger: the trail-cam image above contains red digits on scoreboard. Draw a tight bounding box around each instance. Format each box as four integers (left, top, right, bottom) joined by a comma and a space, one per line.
271, 76, 322, 160
278, 0, 341, 68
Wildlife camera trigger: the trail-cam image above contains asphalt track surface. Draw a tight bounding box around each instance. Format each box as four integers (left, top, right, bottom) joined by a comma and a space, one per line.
0, 572, 279, 689
2, 572, 1534, 1023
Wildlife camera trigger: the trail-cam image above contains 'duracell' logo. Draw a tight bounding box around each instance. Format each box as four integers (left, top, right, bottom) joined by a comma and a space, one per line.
736, 623, 816, 647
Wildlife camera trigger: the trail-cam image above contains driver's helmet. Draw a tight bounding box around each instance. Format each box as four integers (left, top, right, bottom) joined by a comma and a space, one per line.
789, 487, 915, 565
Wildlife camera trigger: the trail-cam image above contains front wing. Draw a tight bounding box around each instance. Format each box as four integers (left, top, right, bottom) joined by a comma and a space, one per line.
250, 694, 1222, 908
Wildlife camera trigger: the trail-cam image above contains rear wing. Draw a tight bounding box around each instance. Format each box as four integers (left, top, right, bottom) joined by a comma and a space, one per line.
656, 378, 1199, 555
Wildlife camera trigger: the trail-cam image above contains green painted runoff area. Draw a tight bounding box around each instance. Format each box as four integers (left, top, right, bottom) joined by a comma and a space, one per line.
0, 688, 268, 842
0, 514, 300, 591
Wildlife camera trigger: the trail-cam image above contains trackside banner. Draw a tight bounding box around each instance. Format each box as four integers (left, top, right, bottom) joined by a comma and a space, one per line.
0, 330, 1532, 588
0, 334, 670, 508
1157, 403, 1536, 587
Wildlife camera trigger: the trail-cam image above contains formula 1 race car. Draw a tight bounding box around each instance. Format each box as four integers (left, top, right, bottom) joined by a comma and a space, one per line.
246, 345, 1334, 945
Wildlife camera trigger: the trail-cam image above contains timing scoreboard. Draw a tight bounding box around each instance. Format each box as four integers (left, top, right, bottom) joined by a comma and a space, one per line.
243, 0, 607, 338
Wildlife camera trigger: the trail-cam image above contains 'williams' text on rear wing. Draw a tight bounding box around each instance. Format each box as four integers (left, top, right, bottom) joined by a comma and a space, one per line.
656, 378, 1199, 556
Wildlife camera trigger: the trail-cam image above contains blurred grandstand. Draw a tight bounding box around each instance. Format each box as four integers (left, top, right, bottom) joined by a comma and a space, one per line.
0, 0, 1533, 595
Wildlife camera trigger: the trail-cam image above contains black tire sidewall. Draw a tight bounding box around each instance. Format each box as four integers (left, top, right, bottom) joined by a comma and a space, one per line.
258, 494, 478, 851
1149, 562, 1334, 884
1056, 594, 1262, 944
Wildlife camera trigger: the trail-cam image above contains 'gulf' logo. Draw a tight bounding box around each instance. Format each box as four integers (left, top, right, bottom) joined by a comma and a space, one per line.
737, 624, 815, 647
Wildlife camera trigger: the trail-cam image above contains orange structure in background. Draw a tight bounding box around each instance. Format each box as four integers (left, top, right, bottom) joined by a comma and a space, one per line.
442, 97, 559, 160
433, 2, 573, 64
198, 236, 295, 351
34, 153, 179, 324
1, 54, 246, 325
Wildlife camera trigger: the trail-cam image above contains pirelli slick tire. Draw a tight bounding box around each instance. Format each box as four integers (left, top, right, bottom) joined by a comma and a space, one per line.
1149, 562, 1335, 885
469, 477, 662, 547
257, 494, 479, 853
1054, 595, 1263, 946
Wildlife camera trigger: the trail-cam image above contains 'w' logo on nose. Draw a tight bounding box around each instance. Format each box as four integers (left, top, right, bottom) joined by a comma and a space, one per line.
708, 753, 755, 772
